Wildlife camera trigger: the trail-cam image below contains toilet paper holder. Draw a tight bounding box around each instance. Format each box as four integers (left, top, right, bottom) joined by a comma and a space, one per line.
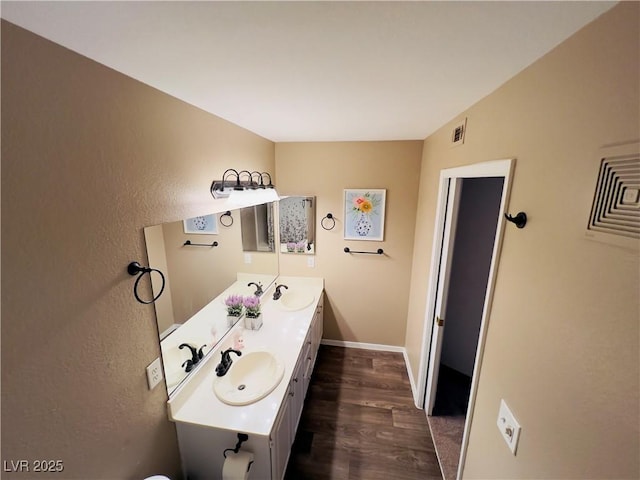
223, 433, 249, 458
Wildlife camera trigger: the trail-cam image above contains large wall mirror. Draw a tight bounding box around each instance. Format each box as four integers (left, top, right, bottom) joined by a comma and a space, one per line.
144, 203, 278, 395
241, 203, 276, 252
279, 196, 316, 254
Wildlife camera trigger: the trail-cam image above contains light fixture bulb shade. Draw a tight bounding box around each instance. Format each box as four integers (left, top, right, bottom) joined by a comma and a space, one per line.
228, 188, 279, 207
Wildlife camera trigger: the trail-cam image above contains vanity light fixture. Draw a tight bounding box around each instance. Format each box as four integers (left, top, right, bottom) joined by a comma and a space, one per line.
210, 169, 277, 200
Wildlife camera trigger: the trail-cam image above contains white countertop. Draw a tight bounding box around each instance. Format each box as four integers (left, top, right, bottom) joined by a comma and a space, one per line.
167, 276, 324, 436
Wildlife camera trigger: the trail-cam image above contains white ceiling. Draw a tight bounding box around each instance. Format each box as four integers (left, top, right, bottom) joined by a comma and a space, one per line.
1, 1, 616, 142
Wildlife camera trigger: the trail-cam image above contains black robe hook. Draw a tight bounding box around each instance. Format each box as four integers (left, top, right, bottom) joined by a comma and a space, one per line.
505, 212, 527, 229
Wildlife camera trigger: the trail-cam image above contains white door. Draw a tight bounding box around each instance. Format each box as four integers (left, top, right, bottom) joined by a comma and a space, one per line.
417, 159, 515, 479
424, 178, 462, 415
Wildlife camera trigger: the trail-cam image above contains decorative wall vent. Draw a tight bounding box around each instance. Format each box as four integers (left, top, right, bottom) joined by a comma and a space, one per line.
586, 142, 639, 249
451, 118, 467, 147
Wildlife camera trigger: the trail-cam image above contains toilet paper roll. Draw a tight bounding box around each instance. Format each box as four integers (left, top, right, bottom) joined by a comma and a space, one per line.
222, 451, 254, 480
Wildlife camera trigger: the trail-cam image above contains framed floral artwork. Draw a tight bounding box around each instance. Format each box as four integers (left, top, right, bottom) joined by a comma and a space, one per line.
183, 214, 218, 234
344, 189, 386, 241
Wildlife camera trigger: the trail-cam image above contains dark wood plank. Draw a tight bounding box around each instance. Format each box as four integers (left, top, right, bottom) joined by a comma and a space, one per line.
310, 385, 413, 409
392, 406, 433, 431
285, 345, 443, 480
348, 445, 443, 480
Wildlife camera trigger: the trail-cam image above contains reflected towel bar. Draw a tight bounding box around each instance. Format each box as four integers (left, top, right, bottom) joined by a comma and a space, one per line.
184, 240, 219, 247
343, 247, 384, 255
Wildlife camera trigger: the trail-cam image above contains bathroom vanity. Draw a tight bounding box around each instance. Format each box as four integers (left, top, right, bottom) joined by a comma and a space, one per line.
167, 276, 324, 480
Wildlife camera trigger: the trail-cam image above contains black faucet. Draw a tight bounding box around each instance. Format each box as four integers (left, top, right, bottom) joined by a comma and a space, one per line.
215, 348, 242, 377
179, 343, 206, 372
273, 284, 288, 300
247, 281, 263, 296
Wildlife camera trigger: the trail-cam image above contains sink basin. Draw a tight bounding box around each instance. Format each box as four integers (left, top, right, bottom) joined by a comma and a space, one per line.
213, 350, 285, 406
277, 290, 315, 311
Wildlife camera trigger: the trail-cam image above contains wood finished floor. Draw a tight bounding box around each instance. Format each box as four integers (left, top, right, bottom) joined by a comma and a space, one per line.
285, 345, 443, 480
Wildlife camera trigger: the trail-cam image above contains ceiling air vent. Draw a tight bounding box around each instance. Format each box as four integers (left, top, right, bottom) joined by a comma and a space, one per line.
586, 142, 639, 249
451, 118, 467, 147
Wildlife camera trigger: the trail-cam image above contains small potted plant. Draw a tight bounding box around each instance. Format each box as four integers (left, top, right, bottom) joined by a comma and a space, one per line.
243, 295, 262, 330
296, 240, 306, 253
286, 242, 296, 253
224, 294, 244, 327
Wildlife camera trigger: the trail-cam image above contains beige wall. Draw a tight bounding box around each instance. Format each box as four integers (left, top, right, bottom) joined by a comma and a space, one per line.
276, 141, 423, 346
1, 21, 274, 479
405, 3, 639, 478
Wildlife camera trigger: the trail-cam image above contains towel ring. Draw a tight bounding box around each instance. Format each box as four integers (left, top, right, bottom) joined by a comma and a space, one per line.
219, 211, 234, 227
127, 261, 165, 304
321, 213, 336, 231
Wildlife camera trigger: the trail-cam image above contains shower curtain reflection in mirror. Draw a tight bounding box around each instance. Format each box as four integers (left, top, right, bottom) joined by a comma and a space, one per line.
279, 196, 315, 254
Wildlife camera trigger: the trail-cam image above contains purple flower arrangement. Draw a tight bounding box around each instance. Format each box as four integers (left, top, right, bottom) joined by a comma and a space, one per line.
243, 295, 261, 318
224, 294, 244, 317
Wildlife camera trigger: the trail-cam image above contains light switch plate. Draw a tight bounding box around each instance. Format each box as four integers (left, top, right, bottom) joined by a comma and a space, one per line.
244, 253, 252, 264
497, 399, 521, 455
307, 256, 315, 268
146, 357, 163, 390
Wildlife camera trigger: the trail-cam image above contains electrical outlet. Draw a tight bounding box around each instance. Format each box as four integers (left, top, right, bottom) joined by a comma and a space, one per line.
307, 256, 315, 268
497, 399, 521, 455
146, 357, 163, 390
244, 253, 252, 264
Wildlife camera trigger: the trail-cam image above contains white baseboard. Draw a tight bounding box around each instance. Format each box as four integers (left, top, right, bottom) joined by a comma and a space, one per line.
402, 349, 421, 409
320, 339, 421, 407
320, 339, 405, 353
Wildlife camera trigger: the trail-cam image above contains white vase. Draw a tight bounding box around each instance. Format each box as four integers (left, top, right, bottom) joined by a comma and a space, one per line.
244, 314, 263, 330
227, 314, 242, 328
355, 213, 373, 236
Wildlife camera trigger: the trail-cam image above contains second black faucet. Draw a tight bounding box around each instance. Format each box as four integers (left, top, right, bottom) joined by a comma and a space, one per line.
247, 281, 263, 296
215, 348, 242, 377
273, 284, 288, 300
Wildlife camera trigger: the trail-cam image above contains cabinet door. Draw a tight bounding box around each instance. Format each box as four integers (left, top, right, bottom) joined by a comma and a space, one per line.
302, 332, 313, 396
290, 353, 305, 434
270, 394, 292, 480
314, 297, 324, 346
309, 298, 324, 374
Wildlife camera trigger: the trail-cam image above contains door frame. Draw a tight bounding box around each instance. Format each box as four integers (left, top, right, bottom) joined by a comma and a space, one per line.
416, 158, 515, 478
424, 177, 463, 415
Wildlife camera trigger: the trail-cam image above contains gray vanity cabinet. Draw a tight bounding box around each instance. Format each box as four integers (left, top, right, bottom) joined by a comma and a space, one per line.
270, 295, 323, 480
